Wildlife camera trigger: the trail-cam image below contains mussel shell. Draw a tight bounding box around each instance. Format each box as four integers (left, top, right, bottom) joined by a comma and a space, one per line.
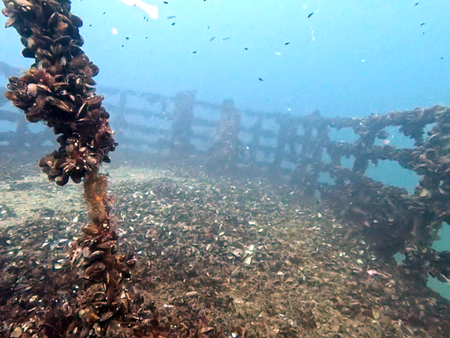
5, 16, 17, 28
26, 105, 45, 122
54, 35, 72, 45
100, 311, 113, 322
86, 262, 106, 276
22, 47, 35, 58
88, 250, 105, 262
92, 291, 106, 302
85, 156, 98, 169
4, 90, 18, 102
45, 96, 72, 112
96, 240, 116, 250
55, 174, 69, 186
71, 172, 83, 184
125, 258, 137, 269
70, 14, 83, 28
69, 44, 83, 57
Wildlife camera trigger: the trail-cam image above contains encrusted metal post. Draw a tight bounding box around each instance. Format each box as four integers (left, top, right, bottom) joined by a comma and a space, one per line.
207, 99, 241, 174
170, 91, 196, 156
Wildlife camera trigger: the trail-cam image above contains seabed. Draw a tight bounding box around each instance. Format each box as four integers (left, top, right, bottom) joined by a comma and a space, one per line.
1, 159, 449, 338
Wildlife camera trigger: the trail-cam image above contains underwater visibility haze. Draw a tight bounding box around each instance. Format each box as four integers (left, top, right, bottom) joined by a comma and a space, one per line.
1, 0, 450, 337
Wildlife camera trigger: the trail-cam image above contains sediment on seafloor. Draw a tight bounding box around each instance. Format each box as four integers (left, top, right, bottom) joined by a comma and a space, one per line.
1, 165, 449, 338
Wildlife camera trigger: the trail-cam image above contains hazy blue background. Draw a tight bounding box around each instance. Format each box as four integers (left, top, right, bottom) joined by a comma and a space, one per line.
1, 0, 450, 296
2, 0, 449, 116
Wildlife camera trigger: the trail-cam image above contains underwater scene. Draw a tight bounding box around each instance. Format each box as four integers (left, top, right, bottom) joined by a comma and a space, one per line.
1, 0, 450, 337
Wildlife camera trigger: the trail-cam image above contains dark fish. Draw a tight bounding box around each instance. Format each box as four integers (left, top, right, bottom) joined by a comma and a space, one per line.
420, 22, 425, 26
415, 2, 419, 6
103, 12, 106, 15
244, 47, 248, 50
163, 1, 168, 4
308, 12, 314, 18
222, 37, 230, 41
209, 36, 216, 42
207, 25, 210, 29
441, 57, 444, 59
167, 16, 176, 19
258, 78, 264, 81
193, 51, 197, 54
171, 22, 176, 26
125, 37, 129, 40
285, 42, 290, 45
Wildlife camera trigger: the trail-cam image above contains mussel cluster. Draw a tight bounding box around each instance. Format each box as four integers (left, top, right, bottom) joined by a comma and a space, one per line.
2, 0, 116, 185
68, 225, 137, 337
1, 0, 141, 336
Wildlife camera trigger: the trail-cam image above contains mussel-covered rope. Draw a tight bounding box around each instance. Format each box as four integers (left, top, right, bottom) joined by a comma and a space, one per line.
2, 0, 136, 336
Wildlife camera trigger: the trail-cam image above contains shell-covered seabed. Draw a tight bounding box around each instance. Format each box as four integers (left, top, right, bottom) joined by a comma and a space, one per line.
1, 161, 450, 338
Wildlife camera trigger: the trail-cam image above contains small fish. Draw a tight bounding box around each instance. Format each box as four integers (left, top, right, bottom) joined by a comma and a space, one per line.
193, 51, 197, 54
415, 2, 419, 6
420, 22, 425, 26
103, 12, 106, 15
207, 25, 210, 29
244, 47, 248, 50
222, 37, 230, 41
258, 78, 264, 81
307, 12, 314, 18
163, 1, 168, 4
167, 16, 176, 19
171, 22, 176, 26
125, 37, 129, 40
285, 42, 290, 45
209, 36, 216, 42
440, 57, 444, 59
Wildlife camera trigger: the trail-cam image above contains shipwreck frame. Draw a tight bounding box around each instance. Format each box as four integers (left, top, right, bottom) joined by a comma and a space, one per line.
2, 60, 450, 295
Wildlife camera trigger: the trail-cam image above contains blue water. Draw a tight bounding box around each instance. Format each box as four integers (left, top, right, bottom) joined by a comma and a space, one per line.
1, 0, 450, 296
2, 0, 449, 115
